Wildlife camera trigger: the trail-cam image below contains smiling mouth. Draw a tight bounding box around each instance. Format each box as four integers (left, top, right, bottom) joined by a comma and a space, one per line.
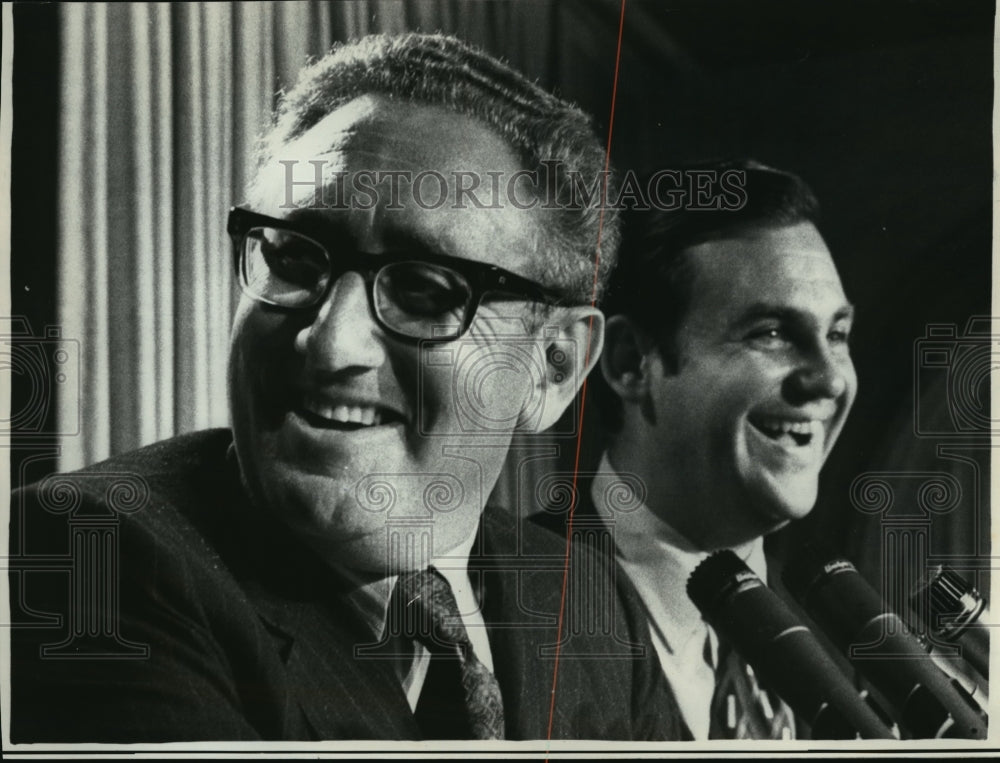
299, 397, 406, 431
748, 415, 820, 448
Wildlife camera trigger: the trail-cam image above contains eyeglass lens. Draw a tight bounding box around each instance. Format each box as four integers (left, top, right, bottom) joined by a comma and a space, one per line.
242, 226, 474, 339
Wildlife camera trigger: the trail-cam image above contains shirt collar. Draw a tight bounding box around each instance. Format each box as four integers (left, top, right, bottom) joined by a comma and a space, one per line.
592, 451, 767, 654
334, 522, 481, 644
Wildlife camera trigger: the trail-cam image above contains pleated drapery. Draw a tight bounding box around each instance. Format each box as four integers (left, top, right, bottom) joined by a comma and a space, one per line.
56, 2, 402, 469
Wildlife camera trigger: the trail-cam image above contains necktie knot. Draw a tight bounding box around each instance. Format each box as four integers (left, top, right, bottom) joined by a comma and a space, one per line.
390, 567, 505, 739
393, 567, 470, 653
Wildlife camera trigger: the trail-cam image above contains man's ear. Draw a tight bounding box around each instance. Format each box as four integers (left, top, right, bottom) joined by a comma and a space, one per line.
600, 314, 652, 403
519, 306, 605, 433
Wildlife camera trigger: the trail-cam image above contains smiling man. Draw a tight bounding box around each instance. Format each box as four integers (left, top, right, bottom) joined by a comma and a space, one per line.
228, 95, 573, 574
590, 159, 858, 739
10, 34, 680, 742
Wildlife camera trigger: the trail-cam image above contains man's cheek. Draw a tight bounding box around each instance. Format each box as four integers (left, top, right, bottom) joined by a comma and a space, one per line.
472, 368, 539, 435
427, 353, 535, 435
482, 368, 533, 422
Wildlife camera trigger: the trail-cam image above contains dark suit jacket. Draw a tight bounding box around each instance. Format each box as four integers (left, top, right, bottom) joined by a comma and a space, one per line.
533, 469, 692, 739
10, 430, 682, 742
536, 468, 847, 741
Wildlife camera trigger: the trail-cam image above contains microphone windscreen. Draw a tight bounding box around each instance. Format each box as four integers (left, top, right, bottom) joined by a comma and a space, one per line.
688, 550, 894, 739
783, 543, 986, 739
911, 565, 989, 680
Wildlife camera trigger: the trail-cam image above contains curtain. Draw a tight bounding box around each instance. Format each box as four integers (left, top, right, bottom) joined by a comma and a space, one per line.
57, 2, 325, 468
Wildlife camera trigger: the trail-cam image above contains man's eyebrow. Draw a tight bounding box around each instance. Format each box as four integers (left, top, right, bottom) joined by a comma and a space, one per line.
279, 212, 445, 258
380, 227, 447, 259
733, 302, 856, 326
835, 304, 856, 322
274, 210, 465, 271
282, 209, 348, 235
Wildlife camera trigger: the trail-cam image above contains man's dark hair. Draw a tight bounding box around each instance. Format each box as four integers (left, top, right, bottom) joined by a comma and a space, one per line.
595, 158, 821, 432
253, 32, 619, 303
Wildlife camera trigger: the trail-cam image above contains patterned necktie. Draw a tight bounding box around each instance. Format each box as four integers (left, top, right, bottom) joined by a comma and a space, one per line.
709, 636, 795, 739
392, 567, 505, 740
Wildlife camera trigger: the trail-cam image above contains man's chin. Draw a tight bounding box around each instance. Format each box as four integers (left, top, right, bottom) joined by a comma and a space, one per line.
245, 468, 467, 574
264, 490, 400, 574
748, 473, 819, 526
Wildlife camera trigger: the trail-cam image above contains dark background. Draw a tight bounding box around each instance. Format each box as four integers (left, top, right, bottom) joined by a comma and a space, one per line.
11, 0, 994, 586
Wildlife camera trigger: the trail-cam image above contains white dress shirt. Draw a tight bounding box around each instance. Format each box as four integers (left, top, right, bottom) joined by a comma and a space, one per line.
592, 452, 767, 740
342, 524, 493, 711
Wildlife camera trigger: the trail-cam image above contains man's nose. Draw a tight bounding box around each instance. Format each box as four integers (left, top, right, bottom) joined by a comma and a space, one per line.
293, 272, 386, 370
784, 344, 853, 404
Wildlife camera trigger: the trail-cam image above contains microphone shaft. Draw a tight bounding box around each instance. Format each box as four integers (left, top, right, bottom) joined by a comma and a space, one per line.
689, 553, 895, 739
786, 557, 986, 739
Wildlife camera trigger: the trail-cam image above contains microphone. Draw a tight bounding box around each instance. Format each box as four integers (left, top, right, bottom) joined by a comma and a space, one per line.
782, 547, 986, 739
911, 565, 990, 681
687, 550, 895, 739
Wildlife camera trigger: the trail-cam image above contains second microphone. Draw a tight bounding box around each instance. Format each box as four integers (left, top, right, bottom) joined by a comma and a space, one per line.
688, 549, 895, 739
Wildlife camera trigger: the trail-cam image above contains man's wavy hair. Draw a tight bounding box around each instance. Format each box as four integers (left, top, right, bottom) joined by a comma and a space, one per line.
253, 33, 619, 304
594, 158, 823, 432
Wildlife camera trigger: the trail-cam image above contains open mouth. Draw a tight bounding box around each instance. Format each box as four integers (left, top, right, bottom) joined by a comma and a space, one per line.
748, 415, 818, 448
299, 398, 406, 431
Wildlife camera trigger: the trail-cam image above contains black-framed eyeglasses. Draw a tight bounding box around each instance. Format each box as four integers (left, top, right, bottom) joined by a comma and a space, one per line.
227, 207, 566, 342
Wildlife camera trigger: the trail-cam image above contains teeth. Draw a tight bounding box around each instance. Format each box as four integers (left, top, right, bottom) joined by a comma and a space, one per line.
303, 398, 384, 426
753, 416, 823, 446
757, 417, 817, 435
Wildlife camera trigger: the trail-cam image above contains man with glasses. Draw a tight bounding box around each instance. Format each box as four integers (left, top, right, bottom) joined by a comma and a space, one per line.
11, 33, 681, 742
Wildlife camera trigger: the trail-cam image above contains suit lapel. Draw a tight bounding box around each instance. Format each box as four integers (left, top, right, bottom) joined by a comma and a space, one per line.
473, 508, 565, 739
217, 462, 418, 741
246, 580, 419, 740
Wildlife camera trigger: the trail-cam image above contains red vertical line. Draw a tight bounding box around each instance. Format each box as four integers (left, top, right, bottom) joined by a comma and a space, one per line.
545, 0, 628, 750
